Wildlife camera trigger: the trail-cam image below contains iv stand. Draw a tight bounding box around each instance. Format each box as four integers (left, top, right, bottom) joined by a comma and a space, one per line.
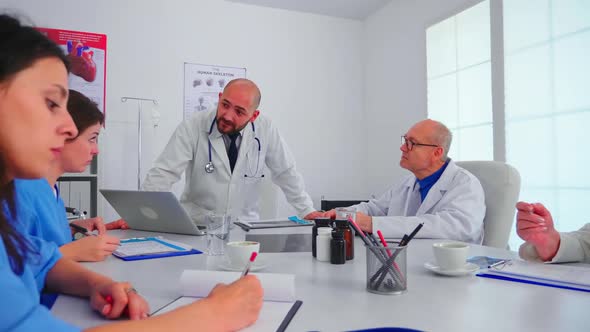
121, 97, 158, 190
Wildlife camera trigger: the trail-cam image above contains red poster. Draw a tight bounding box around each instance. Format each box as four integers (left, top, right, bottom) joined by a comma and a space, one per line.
36, 27, 107, 117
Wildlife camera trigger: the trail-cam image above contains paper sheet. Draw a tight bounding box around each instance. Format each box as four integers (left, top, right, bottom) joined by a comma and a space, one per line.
179, 270, 295, 302
154, 270, 298, 331
154, 296, 296, 332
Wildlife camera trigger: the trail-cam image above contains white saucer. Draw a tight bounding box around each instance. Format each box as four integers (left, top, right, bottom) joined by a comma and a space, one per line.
424, 262, 479, 276
218, 257, 268, 272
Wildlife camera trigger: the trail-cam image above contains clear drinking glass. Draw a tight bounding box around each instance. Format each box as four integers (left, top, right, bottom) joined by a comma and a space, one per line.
206, 213, 231, 255
335, 207, 356, 222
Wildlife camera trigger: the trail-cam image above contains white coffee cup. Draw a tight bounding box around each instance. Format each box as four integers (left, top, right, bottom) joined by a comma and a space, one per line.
225, 241, 261, 267
432, 242, 469, 271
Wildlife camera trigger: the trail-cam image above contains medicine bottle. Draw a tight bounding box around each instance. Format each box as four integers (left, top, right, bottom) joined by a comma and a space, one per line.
316, 228, 332, 262
312, 218, 332, 258
330, 229, 346, 265
335, 219, 354, 260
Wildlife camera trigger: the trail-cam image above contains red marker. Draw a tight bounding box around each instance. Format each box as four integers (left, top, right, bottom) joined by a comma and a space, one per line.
241, 252, 258, 277
377, 230, 392, 257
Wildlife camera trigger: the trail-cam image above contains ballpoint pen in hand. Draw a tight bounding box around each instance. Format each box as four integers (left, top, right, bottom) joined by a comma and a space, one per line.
241, 252, 258, 277
70, 222, 90, 237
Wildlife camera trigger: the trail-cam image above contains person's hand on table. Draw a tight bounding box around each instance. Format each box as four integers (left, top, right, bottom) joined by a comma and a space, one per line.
61, 235, 120, 262
355, 212, 373, 233
106, 218, 130, 230
303, 211, 324, 220
90, 281, 150, 320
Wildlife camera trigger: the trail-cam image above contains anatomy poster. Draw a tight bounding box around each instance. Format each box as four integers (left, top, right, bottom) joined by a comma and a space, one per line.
183, 63, 246, 119
37, 27, 107, 116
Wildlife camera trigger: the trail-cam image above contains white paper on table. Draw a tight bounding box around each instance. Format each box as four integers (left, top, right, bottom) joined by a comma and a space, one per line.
153, 270, 299, 331
154, 297, 296, 332
179, 270, 295, 302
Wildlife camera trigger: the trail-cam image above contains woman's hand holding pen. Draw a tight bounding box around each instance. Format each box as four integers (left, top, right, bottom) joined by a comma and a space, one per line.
70, 216, 106, 235
90, 281, 149, 320
203, 275, 264, 331
60, 235, 121, 262
516, 201, 561, 261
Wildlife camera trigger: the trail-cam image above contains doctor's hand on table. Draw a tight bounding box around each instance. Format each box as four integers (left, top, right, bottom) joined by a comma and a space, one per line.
323, 210, 374, 232
516, 201, 561, 261
304, 211, 324, 220
60, 234, 121, 262
90, 281, 150, 320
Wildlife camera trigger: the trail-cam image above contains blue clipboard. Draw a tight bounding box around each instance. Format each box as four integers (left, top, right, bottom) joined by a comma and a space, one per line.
114, 237, 202, 261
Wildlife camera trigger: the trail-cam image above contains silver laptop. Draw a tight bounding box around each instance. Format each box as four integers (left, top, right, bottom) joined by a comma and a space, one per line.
100, 189, 205, 236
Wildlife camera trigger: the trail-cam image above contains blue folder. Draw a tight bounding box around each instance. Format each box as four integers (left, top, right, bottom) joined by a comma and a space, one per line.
476, 272, 590, 293
114, 237, 202, 261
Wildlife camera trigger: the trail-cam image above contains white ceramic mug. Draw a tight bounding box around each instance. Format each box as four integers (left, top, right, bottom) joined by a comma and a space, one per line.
432, 242, 469, 271
225, 241, 261, 267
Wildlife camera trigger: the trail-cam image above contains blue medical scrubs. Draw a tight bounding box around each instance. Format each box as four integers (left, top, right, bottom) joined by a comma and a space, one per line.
13, 179, 72, 308
1, 203, 79, 331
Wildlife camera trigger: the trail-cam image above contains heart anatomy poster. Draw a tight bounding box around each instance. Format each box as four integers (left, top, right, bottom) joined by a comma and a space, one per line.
37, 27, 107, 117
183, 63, 246, 120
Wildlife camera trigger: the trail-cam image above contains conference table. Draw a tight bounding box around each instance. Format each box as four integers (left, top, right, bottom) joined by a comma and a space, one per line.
52, 226, 589, 331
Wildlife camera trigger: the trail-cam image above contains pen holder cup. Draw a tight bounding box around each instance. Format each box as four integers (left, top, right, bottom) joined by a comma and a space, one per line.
365, 242, 407, 295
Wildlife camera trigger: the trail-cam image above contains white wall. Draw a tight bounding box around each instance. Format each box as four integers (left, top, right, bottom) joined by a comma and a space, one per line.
363, 0, 483, 195
1, 0, 368, 220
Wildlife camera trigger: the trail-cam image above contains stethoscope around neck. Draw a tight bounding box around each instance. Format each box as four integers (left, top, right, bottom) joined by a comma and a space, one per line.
205, 118, 261, 176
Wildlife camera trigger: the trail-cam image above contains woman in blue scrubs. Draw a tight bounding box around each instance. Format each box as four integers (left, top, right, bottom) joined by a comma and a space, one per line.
14, 90, 122, 264
0, 14, 262, 331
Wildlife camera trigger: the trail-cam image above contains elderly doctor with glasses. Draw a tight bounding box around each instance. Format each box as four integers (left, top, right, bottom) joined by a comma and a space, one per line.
324, 119, 486, 244
143, 79, 321, 226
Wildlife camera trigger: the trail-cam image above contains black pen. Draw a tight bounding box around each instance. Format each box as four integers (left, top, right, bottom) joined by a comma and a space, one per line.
70, 223, 89, 235
400, 222, 424, 246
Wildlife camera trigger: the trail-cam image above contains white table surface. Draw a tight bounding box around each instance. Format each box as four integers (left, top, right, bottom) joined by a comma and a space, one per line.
52, 228, 590, 331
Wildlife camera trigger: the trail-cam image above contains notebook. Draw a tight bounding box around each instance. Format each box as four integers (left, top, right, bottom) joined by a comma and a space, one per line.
477, 260, 590, 293
153, 270, 301, 331
113, 236, 202, 261
234, 216, 313, 231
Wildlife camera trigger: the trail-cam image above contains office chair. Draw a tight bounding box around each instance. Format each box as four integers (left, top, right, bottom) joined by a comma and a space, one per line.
455, 161, 521, 249
320, 196, 369, 211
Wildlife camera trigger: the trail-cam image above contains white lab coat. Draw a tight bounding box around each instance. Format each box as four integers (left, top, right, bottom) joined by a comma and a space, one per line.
519, 223, 590, 263
142, 110, 314, 225
352, 160, 485, 244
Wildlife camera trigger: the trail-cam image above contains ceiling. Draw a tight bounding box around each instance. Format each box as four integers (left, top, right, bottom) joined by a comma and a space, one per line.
226, 0, 392, 20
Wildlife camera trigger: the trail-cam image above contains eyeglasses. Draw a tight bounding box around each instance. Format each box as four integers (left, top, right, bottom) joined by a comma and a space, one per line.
401, 136, 439, 151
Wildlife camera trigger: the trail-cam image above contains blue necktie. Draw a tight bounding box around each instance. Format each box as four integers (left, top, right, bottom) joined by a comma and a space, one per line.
228, 133, 239, 173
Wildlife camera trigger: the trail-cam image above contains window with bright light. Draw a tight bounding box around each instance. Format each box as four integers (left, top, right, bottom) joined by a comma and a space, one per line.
426, 0, 590, 249
504, 0, 590, 248
426, 0, 493, 161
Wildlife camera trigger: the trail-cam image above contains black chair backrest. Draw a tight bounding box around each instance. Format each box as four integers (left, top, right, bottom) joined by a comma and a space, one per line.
320, 200, 368, 211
